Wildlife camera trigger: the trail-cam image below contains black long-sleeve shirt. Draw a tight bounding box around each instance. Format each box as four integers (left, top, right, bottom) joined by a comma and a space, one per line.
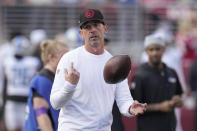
130, 63, 183, 131
189, 60, 197, 92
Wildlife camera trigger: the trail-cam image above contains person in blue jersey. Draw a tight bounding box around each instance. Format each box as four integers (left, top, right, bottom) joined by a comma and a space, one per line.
24, 40, 69, 131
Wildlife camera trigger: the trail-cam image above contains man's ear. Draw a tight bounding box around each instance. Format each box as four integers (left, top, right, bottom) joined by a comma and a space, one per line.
104, 24, 108, 34
145, 48, 148, 53
145, 48, 149, 55
79, 29, 83, 39
162, 46, 165, 53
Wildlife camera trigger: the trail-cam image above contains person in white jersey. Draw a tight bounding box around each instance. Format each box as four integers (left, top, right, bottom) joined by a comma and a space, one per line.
3, 35, 40, 131
50, 9, 147, 131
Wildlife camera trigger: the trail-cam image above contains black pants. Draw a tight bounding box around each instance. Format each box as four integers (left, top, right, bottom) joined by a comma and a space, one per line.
111, 102, 124, 131
194, 96, 197, 131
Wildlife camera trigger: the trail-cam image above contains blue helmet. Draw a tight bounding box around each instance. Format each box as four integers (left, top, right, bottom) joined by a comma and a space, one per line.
12, 36, 31, 56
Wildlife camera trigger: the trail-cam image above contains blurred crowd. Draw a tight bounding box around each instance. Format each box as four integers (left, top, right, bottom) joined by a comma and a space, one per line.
0, 0, 197, 131
0, 0, 136, 6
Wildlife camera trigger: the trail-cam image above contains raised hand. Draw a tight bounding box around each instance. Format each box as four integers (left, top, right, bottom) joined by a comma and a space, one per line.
129, 100, 147, 116
64, 62, 80, 85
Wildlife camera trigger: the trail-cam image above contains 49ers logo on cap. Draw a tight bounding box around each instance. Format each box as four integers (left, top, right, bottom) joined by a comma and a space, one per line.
85, 10, 95, 18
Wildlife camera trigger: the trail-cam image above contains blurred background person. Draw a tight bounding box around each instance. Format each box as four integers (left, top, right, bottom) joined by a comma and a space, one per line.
26, 0, 54, 5
3, 35, 40, 131
64, 26, 83, 49
189, 59, 197, 93
0, 32, 18, 117
140, 22, 186, 131
131, 35, 183, 131
24, 40, 69, 131
30, 29, 48, 69
189, 57, 197, 131
141, 22, 186, 91
104, 34, 111, 52
0, 32, 19, 131
175, 7, 197, 86
55, 26, 83, 50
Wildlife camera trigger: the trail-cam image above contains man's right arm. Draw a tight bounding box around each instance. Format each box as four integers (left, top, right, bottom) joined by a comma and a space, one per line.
50, 55, 80, 110
50, 81, 76, 110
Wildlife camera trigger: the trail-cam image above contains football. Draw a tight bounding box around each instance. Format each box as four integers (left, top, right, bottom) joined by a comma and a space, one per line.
103, 55, 131, 84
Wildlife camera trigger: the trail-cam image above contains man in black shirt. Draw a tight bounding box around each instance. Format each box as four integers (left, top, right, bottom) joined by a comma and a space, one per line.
189, 59, 197, 131
130, 35, 183, 131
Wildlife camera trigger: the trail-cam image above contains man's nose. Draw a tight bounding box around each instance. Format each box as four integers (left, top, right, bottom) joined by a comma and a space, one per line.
89, 25, 97, 32
152, 50, 158, 55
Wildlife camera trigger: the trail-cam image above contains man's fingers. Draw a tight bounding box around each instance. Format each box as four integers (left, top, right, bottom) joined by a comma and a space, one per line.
66, 62, 80, 76
130, 102, 147, 115
64, 62, 80, 85
133, 100, 144, 108
134, 100, 139, 103
76, 71, 80, 77
71, 62, 79, 74
142, 103, 147, 108
73, 68, 78, 73
132, 100, 138, 106
130, 109, 136, 115
64, 68, 68, 76
71, 62, 74, 71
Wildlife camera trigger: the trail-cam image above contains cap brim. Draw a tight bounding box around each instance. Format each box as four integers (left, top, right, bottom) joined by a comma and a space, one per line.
80, 19, 105, 28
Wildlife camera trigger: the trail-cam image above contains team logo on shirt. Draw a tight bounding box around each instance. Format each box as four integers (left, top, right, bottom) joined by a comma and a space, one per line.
57, 69, 60, 74
168, 77, 176, 83
130, 82, 136, 89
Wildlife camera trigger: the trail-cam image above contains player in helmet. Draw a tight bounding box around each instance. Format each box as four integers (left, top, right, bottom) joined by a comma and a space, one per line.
30, 29, 48, 69
0, 32, 22, 131
3, 35, 40, 131
64, 27, 83, 49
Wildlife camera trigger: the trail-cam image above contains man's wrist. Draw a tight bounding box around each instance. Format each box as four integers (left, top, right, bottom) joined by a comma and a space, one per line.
128, 105, 132, 115
65, 81, 76, 89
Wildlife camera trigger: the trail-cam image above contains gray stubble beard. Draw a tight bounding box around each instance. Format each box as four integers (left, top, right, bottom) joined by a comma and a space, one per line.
89, 41, 100, 48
